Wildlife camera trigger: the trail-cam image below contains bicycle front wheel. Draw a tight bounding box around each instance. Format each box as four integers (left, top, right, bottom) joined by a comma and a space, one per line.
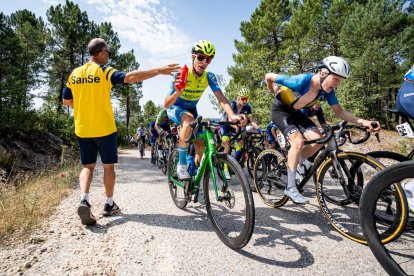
204, 153, 255, 250
253, 149, 289, 208
316, 152, 391, 244
167, 148, 187, 209
361, 161, 412, 275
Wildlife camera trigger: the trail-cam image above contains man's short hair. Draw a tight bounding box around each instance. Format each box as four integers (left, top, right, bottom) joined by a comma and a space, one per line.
88, 38, 107, 56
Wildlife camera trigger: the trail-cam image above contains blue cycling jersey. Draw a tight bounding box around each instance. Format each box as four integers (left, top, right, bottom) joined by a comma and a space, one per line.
220, 100, 252, 122
275, 73, 339, 107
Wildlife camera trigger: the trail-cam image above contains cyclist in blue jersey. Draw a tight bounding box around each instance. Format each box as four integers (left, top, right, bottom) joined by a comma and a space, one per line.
220, 88, 261, 179
265, 121, 279, 149
62, 38, 179, 226
149, 119, 158, 164
396, 65, 414, 210
164, 40, 246, 181
396, 65, 414, 119
265, 56, 380, 204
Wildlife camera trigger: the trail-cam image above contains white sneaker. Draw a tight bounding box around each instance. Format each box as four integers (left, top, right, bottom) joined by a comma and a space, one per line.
177, 164, 191, 180
223, 169, 231, 180
284, 186, 309, 204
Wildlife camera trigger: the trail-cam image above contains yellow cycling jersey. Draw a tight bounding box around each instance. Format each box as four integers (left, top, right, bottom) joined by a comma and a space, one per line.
66, 63, 118, 138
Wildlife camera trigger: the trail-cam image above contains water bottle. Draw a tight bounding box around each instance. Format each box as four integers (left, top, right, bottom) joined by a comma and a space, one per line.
176, 64, 188, 90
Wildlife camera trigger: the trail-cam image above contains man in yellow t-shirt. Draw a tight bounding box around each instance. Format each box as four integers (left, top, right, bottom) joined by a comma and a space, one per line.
63, 38, 179, 226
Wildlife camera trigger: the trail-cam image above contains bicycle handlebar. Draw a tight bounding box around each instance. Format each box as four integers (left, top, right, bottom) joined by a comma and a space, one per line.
185, 116, 242, 143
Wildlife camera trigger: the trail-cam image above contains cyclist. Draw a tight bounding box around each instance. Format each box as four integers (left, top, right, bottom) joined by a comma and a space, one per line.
265, 56, 380, 204
164, 40, 246, 181
396, 65, 414, 210
265, 121, 280, 149
154, 109, 174, 158
149, 118, 158, 164
220, 88, 261, 179
396, 65, 414, 120
136, 123, 147, 156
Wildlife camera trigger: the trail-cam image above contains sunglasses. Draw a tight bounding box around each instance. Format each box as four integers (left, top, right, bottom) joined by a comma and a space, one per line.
239, 97, 249, 101
102, 49, 112, 58
195, 53, 213, 64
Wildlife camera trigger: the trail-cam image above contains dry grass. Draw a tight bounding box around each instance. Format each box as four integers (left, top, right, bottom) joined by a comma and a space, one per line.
0, 161, 80, 243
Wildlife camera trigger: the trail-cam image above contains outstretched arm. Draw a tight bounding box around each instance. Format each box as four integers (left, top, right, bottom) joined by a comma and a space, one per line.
124, 64, 180, 83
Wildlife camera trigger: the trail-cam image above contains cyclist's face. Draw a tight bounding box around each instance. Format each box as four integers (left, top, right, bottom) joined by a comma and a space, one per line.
322, 73, 343, 92
237, 96, 249, 106
192, 53, 213, 75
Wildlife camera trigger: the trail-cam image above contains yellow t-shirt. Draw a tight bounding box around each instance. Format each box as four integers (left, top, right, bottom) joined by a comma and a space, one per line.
66, 63, 118, 138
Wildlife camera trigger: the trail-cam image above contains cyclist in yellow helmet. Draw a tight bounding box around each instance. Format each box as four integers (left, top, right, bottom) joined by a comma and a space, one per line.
220, 88, 261, 179
164, 40, 246, 182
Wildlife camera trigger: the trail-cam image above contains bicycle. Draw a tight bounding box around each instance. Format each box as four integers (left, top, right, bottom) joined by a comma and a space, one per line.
253, 120, 387, 244
137, 135, 146, 159
167, 116, 255, 249
360, 161, 413, 275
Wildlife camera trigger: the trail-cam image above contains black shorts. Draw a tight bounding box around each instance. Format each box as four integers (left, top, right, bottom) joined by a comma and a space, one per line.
271, 100, 317, 138
77, 132, 118, 165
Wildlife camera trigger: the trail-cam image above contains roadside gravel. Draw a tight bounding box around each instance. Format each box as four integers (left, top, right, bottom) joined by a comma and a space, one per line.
0, 145, 396, 275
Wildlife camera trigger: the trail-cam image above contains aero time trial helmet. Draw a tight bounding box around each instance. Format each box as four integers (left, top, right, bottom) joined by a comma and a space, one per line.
238, 88, 251, 98
192, 40, 216, 57
320, 56, 351, 79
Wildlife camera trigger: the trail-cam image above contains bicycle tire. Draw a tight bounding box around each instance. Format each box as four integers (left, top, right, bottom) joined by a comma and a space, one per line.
204, 153, 255, 249
315, 151, 404, 244
368, 151, 411, 167
360, 161, 413, 276
167, 148, 187, 209
253, 149, 289, 208
161, 149, 169, 175
247, 147, 261, 180
139, 142, 144, 159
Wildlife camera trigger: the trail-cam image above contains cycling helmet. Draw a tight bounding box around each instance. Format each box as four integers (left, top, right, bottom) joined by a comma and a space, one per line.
238, 88, 251, 98
192, 40, 215, 57
320, 56, 351, 79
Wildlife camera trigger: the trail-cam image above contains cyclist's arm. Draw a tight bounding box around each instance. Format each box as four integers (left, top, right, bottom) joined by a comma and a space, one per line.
164, 75, 184, 108
331, 104, 380, 130
248, 114, 260, 130
124, 64, 179, 83
214, 90, 246, 123
265, 73, 280, 94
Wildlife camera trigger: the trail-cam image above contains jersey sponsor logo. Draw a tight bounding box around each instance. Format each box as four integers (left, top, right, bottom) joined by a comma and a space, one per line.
71, 75, 100, 84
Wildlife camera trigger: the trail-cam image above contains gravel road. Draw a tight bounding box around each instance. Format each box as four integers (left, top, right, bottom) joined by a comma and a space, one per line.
0, 149, 388, 275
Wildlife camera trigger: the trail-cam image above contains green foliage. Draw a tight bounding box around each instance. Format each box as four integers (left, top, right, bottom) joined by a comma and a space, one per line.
142, 101, 162, 127
225, 0, 414, 127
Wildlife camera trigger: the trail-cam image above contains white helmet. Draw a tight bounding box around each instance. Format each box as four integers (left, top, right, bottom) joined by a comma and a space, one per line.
321, 56, 351, 79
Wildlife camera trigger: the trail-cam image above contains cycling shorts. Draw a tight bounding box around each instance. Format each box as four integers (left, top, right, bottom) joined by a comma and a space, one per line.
167, 105, 198, 125
77, 132, 118, 165
271, 100, 317, 138
396, 80, 414, 119
220, 125, 237, 140
265, 132, 276, 144
150, 137, 157, 145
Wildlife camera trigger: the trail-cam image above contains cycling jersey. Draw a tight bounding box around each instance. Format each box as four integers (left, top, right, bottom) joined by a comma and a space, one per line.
168, 67, 220, 109
301, 106, 326, 125
63, 62, 126, 137
275, 74, 339, 108
156, 109, 173, 127
220, 100, 252, 122
265, 122, 278, 144
397, 66, 414, 119
136, 127, 147, 137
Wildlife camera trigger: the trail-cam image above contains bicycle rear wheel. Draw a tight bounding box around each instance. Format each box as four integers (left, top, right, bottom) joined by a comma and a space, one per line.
167, 148, 187, 209
316, 151, 402, 244
161, 149, 169, 175
204, 153, 255, 250
253, 149, 289, 208
368, 151, 411, 167
247, 147, 261, 180
360, 161, 413, 276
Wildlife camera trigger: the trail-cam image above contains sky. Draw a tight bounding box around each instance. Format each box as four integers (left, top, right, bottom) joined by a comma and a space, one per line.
0, 0, 261, 118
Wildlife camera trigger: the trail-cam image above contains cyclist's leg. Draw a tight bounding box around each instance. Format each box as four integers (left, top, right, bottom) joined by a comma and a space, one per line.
272, 105, 308, 204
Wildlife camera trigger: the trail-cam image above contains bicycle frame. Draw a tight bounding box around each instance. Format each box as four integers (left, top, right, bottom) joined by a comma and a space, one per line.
168, 127, 224, 202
